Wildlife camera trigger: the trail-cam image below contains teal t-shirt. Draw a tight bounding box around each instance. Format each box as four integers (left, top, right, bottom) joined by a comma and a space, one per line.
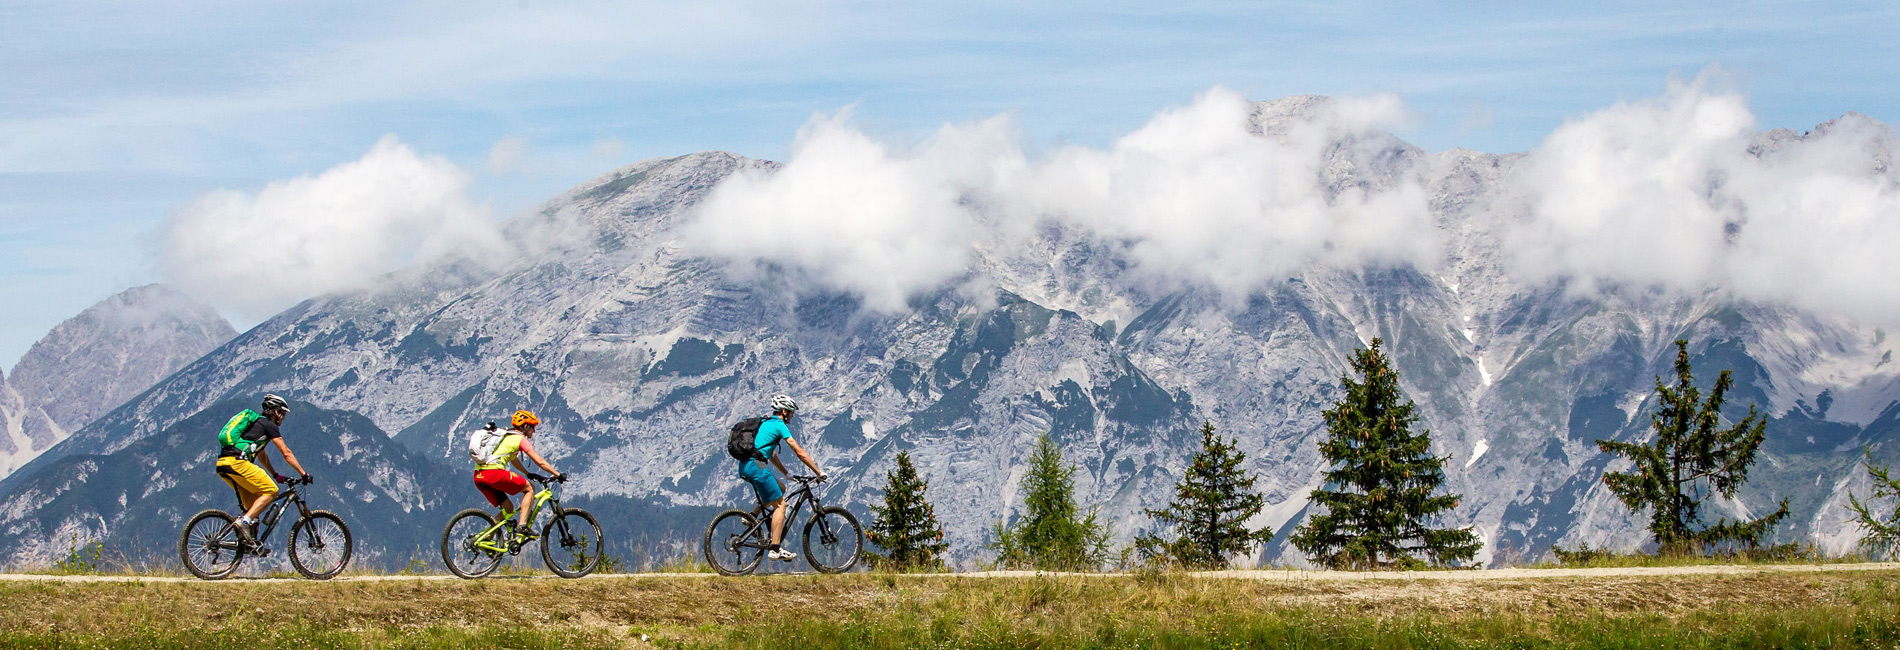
753, 417, 791, 461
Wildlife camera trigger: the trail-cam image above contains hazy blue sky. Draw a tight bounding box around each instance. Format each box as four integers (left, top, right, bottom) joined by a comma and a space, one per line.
2, 0, 1896, 368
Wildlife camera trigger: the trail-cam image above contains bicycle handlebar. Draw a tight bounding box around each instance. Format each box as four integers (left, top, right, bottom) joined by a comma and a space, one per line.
526, 472, 568, 484
790, 475, 828, 484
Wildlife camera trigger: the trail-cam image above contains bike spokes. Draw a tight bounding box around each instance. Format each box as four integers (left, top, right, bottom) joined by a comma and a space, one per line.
540, 509, 603, 578
704, 510, 767, 576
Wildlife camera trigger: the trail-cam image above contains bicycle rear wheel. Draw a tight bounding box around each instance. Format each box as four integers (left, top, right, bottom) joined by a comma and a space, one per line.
703, 509, 766, 576
288, 511, 353, 579
803, 506, 863, 574
441, 509, 505, 579
179, 510, 246, 580
540, 508, 603, 578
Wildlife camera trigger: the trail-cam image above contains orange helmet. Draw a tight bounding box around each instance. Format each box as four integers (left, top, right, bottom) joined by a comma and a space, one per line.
512, 410, 541, 427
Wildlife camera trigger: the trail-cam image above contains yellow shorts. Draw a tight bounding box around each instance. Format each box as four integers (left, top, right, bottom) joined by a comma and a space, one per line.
215, 457, 278, 506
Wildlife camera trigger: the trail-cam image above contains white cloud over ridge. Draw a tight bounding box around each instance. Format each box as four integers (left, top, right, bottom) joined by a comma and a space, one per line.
684, 88, 1438, 309
160, 135, 503, 319
1506, 74, 1900, 324
687, 77, 1900, 327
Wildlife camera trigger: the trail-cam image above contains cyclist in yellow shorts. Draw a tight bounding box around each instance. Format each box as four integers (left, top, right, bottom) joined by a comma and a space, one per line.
214, 394, 311, 548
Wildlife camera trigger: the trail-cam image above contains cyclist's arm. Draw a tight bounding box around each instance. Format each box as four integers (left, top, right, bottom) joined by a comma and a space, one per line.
783, 438, 821, 475
269, 438, 309, 477
255, 449, 280, 477
518, 437, 559, 475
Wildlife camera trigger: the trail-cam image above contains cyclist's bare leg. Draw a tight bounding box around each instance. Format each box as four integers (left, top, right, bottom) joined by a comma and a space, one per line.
242, 493, 274, 521
514, 490, 533, 529
766, 497, 787, 546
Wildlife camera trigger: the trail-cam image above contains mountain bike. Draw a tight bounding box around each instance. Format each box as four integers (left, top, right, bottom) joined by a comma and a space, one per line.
703, 474, 862, 576
441, 472, 603, 579
178, 477, 353, 580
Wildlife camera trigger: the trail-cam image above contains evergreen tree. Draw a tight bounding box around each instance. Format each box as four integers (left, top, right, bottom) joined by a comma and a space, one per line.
1596, 340, 1790, 555
1290, 338, 1480, 569
991, 434, 1109, 570
1844, 451, 1899, 559
1135, 422, 1270, 568
866, 451, 949, 571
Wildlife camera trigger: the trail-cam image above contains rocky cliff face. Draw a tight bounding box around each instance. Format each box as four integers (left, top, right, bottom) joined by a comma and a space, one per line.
9, 284, 236, 434
1, 101, 1895, 568
0, 371, 65, 478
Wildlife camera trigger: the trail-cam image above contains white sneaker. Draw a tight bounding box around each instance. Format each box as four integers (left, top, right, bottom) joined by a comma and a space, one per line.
767, 548, 798, 562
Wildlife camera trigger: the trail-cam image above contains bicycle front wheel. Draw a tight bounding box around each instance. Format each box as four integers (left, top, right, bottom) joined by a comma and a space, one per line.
288, 511, 353, 579
703, 509, 766, 576
541, 508, 604, 578
441, 509, 505, 579
803, 506, 863, 574
179, 510, 245, 580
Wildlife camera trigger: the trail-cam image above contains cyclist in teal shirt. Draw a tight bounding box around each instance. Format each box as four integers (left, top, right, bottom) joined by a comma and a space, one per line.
738, 394, 825, 562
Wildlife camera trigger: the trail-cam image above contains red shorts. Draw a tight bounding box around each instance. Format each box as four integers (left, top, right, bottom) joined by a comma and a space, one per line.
473, 469, 528, 507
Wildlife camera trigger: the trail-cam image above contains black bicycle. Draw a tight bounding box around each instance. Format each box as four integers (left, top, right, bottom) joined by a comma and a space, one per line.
703, 475, 862, 576
178, 477, 353, 580
441, 472, 604, 579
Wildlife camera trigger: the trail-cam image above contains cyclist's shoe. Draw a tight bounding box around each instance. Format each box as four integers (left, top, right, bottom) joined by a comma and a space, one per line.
254, 546, 273, 558
232, 520, 258, 549
514, 523, 539, 541
767, 547, 798, 562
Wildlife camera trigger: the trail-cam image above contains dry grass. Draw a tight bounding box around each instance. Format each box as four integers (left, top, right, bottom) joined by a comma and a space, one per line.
0, 570, 1892, 646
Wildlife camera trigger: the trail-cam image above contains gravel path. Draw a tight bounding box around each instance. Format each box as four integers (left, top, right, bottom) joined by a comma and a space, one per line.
4, 562, 1896, 583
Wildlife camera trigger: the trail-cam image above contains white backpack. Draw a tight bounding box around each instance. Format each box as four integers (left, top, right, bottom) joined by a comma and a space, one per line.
468, 422, 508, 467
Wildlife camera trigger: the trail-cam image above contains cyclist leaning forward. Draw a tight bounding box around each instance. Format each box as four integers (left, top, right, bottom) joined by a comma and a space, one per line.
215, 394, 311, 548
473, 410, 564, 540
738, 395, 826, 562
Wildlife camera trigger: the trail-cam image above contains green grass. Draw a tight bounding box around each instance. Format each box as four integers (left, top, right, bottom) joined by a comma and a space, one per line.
3, 570, 1898, 648
0, 625, 629, 650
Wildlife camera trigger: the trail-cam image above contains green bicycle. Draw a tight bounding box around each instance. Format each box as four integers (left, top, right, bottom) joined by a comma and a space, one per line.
440, 472, 603, 579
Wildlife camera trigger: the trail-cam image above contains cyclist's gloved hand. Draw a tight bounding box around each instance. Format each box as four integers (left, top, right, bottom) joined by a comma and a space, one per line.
817, 471, 830, 483
300, 474, 314, 485
273, 473, 290, 484
553, 472, 568, 483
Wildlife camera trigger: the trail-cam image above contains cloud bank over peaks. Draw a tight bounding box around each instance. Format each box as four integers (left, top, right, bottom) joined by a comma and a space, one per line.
1505, 74, 1900, 324
682, 87, 1438, 310
160, 135, 504, 320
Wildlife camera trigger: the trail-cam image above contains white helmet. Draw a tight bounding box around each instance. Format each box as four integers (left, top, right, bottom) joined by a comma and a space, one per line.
770, 394, 799, 414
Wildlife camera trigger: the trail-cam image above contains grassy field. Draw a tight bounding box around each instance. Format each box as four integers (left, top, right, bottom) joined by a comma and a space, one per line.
1, 568, 1897, 648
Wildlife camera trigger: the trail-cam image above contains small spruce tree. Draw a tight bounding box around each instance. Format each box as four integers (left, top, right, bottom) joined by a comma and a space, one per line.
992, 434, 1109, 570
1135, 422, 1270, 569
1596, 339, 1790, 555
1846, 450, 1900, 560
867, 451, 949, 571
1290, 338, 1480, 569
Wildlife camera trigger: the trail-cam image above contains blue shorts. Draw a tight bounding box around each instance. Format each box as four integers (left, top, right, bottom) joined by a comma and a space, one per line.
738, 459, 783, 504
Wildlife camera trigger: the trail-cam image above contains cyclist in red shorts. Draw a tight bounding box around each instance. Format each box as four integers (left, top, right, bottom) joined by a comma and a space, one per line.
471, 410, 564, 538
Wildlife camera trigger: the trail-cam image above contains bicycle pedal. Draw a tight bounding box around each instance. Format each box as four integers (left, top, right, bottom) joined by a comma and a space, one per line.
254, 547, 273, 558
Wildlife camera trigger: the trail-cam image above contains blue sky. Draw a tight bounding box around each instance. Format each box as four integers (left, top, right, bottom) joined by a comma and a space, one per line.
1, 0, 1896, 369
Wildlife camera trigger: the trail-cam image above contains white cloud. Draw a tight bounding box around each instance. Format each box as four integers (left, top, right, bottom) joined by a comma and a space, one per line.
681, 87, 1438, 308
159, 135, 503, 319
681, 110, 986, 311
1505, 72, 1900, 324
486, 137, 529, 174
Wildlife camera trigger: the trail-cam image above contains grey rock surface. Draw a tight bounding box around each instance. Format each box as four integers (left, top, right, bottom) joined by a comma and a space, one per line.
8, 284, 236, 435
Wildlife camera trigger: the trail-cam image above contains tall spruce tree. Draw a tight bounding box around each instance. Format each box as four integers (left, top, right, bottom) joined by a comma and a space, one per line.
1135, 422, 1270, 568
867, 451, 949, 571
1848, 451, 1900, 560
1290, 338, 1480, 569
1596, 340, 1789, 555
991, 434, 1109, 570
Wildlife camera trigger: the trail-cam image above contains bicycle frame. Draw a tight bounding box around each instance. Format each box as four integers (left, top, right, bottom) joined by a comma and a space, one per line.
734, 476, 830, 550
223, 484, 309, 549
468, 475, 567, 554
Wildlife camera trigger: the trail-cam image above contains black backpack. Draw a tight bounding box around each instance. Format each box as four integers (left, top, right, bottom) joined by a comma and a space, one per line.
725, 416, 767, 462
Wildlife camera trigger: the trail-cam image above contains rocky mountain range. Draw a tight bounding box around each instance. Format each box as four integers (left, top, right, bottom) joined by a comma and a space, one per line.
0, 284, 233, 480
1, 97, 1894, 569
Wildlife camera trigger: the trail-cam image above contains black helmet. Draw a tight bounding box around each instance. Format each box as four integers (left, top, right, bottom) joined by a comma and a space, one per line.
261, 394, 289, 414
